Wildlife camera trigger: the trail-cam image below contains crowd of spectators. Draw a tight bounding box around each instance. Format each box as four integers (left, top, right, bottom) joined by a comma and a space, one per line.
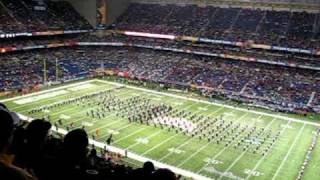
1, 2, 319, 113
114, 3, 320, 49
0, 104, 179, 180
79, 33, 320, 69
1, 3, 319, 179
1, 46, 319, 112
1, 33, 320, 71
0, 34, 80, 48
0, 0, 91, 34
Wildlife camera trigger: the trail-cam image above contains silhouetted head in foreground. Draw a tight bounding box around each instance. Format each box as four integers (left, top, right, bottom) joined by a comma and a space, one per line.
152, 168, 177, 180
143, 161, 155, 173
0, 110, 38, 180
26, 119, 52, 147
62, 128, 89, 164
0, 109, 14, 153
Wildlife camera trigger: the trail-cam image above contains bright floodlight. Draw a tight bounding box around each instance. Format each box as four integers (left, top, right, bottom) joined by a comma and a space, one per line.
124, 31, 175, 40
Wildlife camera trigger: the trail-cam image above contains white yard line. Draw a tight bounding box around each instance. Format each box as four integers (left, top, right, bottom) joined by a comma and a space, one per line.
139, 105, 222, 157
177, 142, 211, 168
78, 91, 177, 137
136, 103, 221, 156
110, 99, 204, 145
125, 130, 163, 150
220, 151, 247, 179
28, 106, 127, 133
166, 108, 234, 168
95, 104, 200, 143
1, 80, 98, 103
95, 92, 200, 142
17, 113, 212, 180
29, 88, 138, 134
157, 106, 227, 162
172, 107, 234, 168
271, 124, 306, 180
7, 83, 111, 111
47, 86, 133, 118
58, 111, 123, 133
30, 104, 89, 118
24, 82, 200, 156
3, 79, 316, 180
89, 138, 212, 180
5, 79, 318, 127
50, 110, 125, 135
22, 89, 115, 112
245, 118, 291, 180
196, 113, 257, 174
141, 133, 180, 156
111, 127, 147, 144
217, 117, 278, 180
96, 80, 320, 127
87, 119, 129, 134
159, 137, 193, 161
108, 123, 133, 132
17, 85, 124, 113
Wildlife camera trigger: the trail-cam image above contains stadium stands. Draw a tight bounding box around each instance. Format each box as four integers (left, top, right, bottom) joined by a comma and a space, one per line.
114, 3, 320, 49
1, 46, 319, 112
0, 106, 178, 180
0, 2, 319, 112
1, 1, 320, 179
0, 0, 91, 34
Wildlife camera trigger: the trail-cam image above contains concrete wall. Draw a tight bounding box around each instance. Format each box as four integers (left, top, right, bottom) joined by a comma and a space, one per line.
106, 0, 130, 25
52, 0, 97, 26
69, 0, 97, 27
52, 0, 130, 27
132, 0, 320, 11
132, 0, 320, 5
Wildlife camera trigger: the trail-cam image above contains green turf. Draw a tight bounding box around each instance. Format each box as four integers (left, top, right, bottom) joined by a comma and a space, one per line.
2, 79, 319, 180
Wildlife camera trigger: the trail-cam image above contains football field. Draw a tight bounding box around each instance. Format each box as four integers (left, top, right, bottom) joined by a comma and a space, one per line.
2, 79, 320, 180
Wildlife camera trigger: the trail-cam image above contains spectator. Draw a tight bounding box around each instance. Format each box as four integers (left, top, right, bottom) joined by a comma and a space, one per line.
0, 110, 37, 180
152, 168, 177, 180
54, 129, 89, 180
132, 161, 155, 179
13, 119, 52, 177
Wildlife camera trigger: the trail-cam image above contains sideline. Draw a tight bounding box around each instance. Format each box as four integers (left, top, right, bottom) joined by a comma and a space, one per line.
96, 79, 320, 127
1, 80, 98, 103
5, 79, 318, 180
3, 78, 319, 128
17, 114, 212, 180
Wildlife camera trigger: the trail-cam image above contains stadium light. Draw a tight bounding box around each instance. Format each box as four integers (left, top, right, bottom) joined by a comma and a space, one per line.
124, 31, 175, 40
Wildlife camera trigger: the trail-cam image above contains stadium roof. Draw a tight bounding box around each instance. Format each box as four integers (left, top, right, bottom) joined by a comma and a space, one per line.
134, 0, 320, 4
133, 0, 320, 11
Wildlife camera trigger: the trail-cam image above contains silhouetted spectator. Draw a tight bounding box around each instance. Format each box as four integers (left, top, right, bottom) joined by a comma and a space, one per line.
54, 128, 89, 180
143, 161, 155, 175
0, 110, 37, 180
0, 102, 21, 125
88, 148, 99, 167
18, 119, 52, 177
152, 168, 177, 180
132, 161, 155, 179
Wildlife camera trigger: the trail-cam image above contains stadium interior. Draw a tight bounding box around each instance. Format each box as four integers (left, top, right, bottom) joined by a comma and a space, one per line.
0, 0, 320, 180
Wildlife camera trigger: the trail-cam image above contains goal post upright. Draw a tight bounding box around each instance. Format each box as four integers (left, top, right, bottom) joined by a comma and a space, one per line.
43, 58, 47, 85
56, 58, 59, 82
